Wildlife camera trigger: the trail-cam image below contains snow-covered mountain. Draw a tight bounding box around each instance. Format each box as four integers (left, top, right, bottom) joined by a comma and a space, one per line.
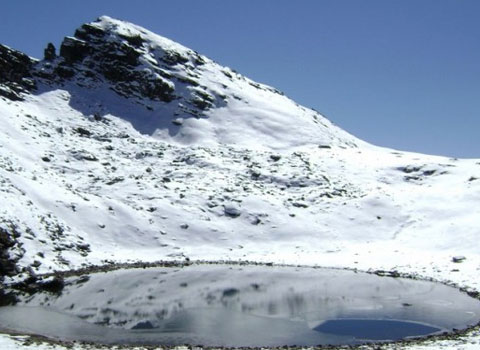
2, 16, 358, 150
1, 15, 479, 295
2, 14, 480, 350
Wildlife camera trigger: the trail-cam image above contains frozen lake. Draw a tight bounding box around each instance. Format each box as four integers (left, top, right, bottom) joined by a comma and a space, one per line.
1, 264, 479, 347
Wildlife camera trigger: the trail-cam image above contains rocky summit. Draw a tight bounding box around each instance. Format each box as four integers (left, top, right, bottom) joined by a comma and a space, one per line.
2, 16, 357, 149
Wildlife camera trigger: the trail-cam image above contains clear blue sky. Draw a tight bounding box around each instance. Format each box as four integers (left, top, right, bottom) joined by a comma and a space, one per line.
1, 0, 479, 157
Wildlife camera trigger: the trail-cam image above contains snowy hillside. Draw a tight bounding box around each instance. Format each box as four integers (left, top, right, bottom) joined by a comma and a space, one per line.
1, 16, 480, 350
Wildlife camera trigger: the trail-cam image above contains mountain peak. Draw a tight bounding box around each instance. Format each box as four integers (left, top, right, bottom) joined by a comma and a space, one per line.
69, 15, 195, 63
1, 16, 359, 150
51, 16, 203, 102
86, 15, 192, 55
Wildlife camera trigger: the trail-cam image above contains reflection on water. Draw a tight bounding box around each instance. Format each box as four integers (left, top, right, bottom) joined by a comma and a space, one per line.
1, 264, 479, 347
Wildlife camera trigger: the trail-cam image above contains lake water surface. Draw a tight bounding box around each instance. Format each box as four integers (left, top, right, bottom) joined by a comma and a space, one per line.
1, 264, 479, 347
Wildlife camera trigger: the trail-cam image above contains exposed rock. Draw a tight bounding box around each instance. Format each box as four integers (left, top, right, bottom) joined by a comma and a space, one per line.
31, 260, 42, 268
54, 63, 75, 78
106, 177, 124, 185
43, 43, 56, 61
59, 36, 92, 64
74, 23, 106, 41
190, 89, 215, 110
15, 275, 66, 295
224, 204, 241, 218
1, 15, 230, 127
292, 201, 309, 208
55, 23, 176, 103
37, 275, 65, 294
452, 256, 466, 263
74, 127, 92, 137
222, 288, 240, 297
374, 270, 401, 278
161, 50, 189, 65
119, 33, 144, 48
72, 151, 98, 161
0, 224, 23, 281
0, 44, 36, 100
398, 166, 422, 174
172, 118, 183, 126
250, 216, 261, 225
270, 154, 281, 162
0, 289, 17, 306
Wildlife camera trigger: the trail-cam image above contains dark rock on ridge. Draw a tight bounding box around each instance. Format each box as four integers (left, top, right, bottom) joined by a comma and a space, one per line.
54, 22, 176, 103
43, 43, 57, 61
0, 44, 36, 100
1, 16, 224, 124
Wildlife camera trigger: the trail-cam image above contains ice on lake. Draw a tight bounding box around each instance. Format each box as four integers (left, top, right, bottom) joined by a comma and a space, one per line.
1, 264, 479, 347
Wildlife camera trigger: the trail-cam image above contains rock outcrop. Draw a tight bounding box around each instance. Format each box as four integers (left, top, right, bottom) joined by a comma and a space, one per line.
32, 18, 219, 114
0, 44, 36, 100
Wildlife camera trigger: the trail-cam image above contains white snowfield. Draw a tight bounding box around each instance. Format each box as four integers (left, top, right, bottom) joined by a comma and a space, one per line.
1, 16, 480, 350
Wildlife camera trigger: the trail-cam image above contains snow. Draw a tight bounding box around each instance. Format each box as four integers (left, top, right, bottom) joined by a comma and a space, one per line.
1, 15, 480, 350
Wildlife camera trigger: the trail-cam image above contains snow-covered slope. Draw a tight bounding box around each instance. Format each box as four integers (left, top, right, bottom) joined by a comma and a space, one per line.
1, 15, 480, 350
0, 15, 365, 276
